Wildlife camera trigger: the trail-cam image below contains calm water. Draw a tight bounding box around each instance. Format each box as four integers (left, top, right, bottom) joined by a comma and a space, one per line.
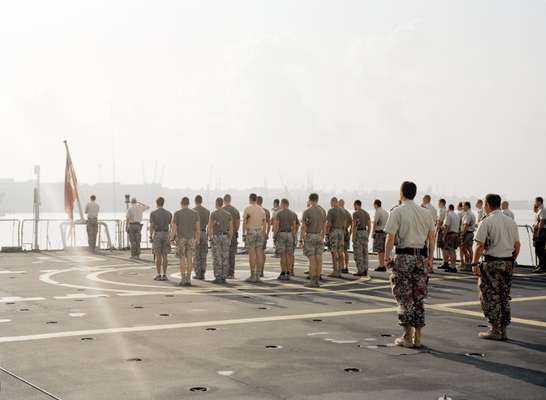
0, 209, 538, 266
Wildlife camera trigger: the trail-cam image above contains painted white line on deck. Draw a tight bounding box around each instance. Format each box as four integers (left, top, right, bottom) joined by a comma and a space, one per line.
0, 306, 397, 344
53, 294, 109, 300
0, 319, 11, 323
0, 297, 46, 303
0, 270, 26, 274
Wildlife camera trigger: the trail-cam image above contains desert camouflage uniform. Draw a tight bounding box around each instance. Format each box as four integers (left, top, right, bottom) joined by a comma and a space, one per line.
193, 205, 210, 279
390, 254, 428, 327
212, 234, 230, 279
353, 230, 369, 274
128, 224, 142, 257
223, 205, 240, 277
479, 260, 513, 326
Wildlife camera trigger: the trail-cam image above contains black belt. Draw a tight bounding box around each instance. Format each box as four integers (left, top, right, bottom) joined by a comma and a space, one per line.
280, 230, 292, 233
484, 255, 513, 262
375, 230, 384, 233
396, 247, 427, 256
200, 229, 207, 232
129, 222, 142, 225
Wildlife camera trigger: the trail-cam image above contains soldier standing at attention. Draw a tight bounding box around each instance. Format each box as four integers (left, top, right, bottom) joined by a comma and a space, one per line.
437, 199, 449, 270
256, 196, 270, 277
352, 200, 372, 277
472, 194, 520, 340
170, 197, 200, 286
301, 193, 326, 287
326, 197, 347, 278
273, 198, 298, 280
476, 199, 486, 223
501, 201, 515, 220
126, 198, 150, 260
208, 197, 233, 284
443, 204, 460, 273
84, 195, 100, 252
243, 193, 267, 283
460, 201, 476, 271
372, 199, 389, 272
149, 197, 172, 281
338, 199, 352, 274
384, 181, 435, 348
421, 195, 437, 273
223, 194, 240, 279
271, 199, 281, 258
533, 196, 546, 272
193, 195, 210, 280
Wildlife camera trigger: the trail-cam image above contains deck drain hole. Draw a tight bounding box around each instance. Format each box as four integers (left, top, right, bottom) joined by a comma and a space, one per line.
133, 306, 144, 309
265, 345, 283, 349
165, 295, 174, 297
477, 324, 488, 328
344, 368, 361, 373
19, 309, 29, 311
206, 328, 217, 331
127, 358, 142, 362
257, 307, 269, 310
159, 313, 170, 317
80, 337, 94, 341
376, 344, 388, 348
465, 352, 484, 358
344, 301, 353, 304
5, 302, 15, 305
46, 321, 58, 324
380, 334, 392, 337
312, 319, 322, 322
74, 299, 84, 302
189, 386, 209, 393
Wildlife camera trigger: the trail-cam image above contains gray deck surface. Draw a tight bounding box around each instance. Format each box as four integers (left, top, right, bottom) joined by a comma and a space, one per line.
0, 250, 545, 400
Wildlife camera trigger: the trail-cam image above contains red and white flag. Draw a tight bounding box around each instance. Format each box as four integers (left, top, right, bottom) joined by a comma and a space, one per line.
64, 143, 79, 221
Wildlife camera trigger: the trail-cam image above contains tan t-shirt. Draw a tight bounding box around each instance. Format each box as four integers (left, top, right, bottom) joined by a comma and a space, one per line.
210, 209, 232, 235
327, 207, 347, 229
475, 210, 519, 258
302, 206, 326, 234
276, 208, 298, 232
193, 205, 210, 231
384, 200, 435, 249
173, 208, 199, 239
243, 204, 266, 230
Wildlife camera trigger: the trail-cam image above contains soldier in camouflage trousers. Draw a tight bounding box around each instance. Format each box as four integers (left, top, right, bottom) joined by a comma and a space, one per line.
472, 194, 520, 341
209, 197, 234, 284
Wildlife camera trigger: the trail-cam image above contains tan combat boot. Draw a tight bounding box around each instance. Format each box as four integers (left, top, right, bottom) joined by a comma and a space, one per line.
413, 327, 422, 348
394, 326, 414, 348
479, 324, 503, 340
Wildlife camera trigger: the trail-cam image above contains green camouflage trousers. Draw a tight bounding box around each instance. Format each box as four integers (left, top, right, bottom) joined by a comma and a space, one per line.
228, 233, 238, 277
390, 255, 428, 328
353, 231, 369, 273
194, 231, 208, 278
212, 234, 230, 279
479, 260, 513, 327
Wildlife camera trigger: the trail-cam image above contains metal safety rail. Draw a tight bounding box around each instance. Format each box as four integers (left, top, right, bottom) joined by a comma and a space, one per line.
0, 219, 21, 248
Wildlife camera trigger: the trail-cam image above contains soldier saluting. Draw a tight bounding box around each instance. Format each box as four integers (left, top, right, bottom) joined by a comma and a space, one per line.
472, 194, 520, 340
384, 181, 435, 348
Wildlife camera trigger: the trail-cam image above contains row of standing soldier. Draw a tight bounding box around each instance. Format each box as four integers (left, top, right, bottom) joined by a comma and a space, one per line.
84, 187, 544, 347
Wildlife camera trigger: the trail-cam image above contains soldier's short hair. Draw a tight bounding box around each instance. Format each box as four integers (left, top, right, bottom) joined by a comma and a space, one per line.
256, 196, 263, 205
181, 197, 190, 206
249, 193, 257, 202
464, 201, 471, 209
309, 193, 319, 203
400, 181, 417, 200
281, 198, 289, 206
485, 194, 501, 209
195, 195, 203, 204
537, 196, 544, 205
448, 204, 455, 211
439, 198, 446, 205
458, 201, 463, 208
223, 194, 231, 203
156, 197, 165, 207
423, 194, 431, 202
330, 197, 338, 204
216, 197, 223, 207
90, 195, 96, 201
354, 200, 362, 207
274, 199, 280, 206
374, 199, 382, 207
476, 199, 483, 205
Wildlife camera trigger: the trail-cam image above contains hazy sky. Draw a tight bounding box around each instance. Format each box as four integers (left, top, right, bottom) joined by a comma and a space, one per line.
1, 0, 544, 199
